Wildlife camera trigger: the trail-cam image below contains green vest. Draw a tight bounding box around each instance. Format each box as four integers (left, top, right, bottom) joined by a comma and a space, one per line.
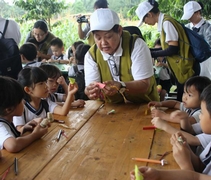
29, 31, 55, 55
89, 31, 159, 103
87, 32, 95, 46
161, 15, 195, 84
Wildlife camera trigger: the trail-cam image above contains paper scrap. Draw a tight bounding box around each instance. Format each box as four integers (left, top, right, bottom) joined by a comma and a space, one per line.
97, 82, 105, 89
107, 109, 115, 115
135, 165, 143, 180
69, 77, 75, 84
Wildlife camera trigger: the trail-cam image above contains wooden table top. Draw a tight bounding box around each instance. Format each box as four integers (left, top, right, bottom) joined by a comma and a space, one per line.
0, 101, 179, 180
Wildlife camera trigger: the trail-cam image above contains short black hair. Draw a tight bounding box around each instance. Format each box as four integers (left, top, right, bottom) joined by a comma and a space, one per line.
33, 20, 48, 33
75, 44, 91, 65
148, 0, 160, 14
185, 76, 211, 95
94, 0, 108, 9
19, 43, 37, 61
18, 67, 48, 102
72, 41, 84, 50
201, 84, 211, 117
50, 37, 64, 48
40, 64, 62, 79
0, 76, 24, 116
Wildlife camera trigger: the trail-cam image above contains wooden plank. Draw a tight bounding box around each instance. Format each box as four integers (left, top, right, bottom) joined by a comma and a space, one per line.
0, 100, 102, 179
34, 104, 155, 180
149, 122, 180, 170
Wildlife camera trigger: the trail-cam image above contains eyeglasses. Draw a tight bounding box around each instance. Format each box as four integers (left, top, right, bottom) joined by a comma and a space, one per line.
108, 56, 119, 76
33, 32, 46, 37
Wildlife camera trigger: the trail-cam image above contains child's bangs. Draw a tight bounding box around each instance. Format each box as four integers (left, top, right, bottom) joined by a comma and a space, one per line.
31, 67, 48, 84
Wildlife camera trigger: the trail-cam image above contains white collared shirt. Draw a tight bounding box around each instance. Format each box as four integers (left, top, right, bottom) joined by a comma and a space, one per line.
84, 37, 154, 86
189, 18, 205, 29
157, 13, 179, 43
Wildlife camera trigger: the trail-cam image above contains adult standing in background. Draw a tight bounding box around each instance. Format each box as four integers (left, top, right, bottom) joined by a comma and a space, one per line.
77, 0, 108, 46
0, 16, 21, 45
25, 20, 55, 61
181, 1, 211, 79
135, 0, 200, 101
84, 8, 159, 104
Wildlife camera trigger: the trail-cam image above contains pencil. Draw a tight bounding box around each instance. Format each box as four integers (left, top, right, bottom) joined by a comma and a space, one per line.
132, 158, 161, 164
142, 126, 156, 130
14, 157, 18, 175
56, 129, 63, 142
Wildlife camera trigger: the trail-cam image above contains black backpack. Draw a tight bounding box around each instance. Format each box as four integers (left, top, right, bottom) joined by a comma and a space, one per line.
0, 20, 22, 79
182, 24, 211, 63
68, 65, 88, 100
123, 26, 145, 41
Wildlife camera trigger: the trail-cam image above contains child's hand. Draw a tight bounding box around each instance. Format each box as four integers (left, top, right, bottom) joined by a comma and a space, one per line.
22, 120, 38, 134
57, 76, 67, 86
71, 99, 86, 108
171, 132, 192, 170
130, 166, 160, 180
46, 59, 55, 63
68, 82, 78, 95
151, 117, 167, 130
32, 123, 48, 138
41, 58, 47, 63
170, 110, 188, 123
148, 101, 162, 108
151, 109, 166, 118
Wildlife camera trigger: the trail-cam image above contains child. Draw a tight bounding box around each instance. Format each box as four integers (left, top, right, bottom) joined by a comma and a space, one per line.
149, 76, 211, 125
39, 64, 85, 107
68, 44, 90, 100
43, 37, 69, 64
153, 39, 172, 101
66, 41, 84, 62
0, 76, 48, 152
151, 76, 211, 154
171, 83, 211, 175
20, 43, 42, 67
130, 166, 211, 180
13, 67, 78, 133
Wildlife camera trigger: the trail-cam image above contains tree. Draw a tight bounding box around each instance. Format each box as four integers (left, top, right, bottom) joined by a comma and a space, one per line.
14, 0, 68, 30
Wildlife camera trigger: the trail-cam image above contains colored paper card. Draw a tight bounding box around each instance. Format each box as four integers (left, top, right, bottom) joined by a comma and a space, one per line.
69, 77, 75, 84
97, 82, 105, 89
135, 165, 143, 180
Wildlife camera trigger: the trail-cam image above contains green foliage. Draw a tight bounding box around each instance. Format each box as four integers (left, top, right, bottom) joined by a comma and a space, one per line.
14, 0, 68, 30
0, 0, 24, 18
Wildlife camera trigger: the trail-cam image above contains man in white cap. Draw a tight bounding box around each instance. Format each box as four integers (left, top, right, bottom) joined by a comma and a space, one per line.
182, 1, 211, 46
84, 8, 159, 103
182, 1, 211, 80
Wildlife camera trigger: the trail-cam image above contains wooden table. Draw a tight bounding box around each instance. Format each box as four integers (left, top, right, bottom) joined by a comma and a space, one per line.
0, 101, 179, 180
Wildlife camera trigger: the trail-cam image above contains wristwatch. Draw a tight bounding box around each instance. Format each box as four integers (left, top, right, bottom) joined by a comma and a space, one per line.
119, 81, 126, 93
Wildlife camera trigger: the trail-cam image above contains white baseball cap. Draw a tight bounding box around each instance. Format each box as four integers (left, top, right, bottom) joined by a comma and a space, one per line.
181, 1, 201, 20
89, 8, 120, 33
135, 1, 153, 26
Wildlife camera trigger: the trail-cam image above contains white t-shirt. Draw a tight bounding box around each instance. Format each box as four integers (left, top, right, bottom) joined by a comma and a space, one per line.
157, 13, 179, 42
199, 142, 211, 175
13, 99, 57, 127
84, 37, 154, 86
180, 103, 201, 123
51, 54, 68, 60
0, 17, 21, 45
0, 122, 15, 149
